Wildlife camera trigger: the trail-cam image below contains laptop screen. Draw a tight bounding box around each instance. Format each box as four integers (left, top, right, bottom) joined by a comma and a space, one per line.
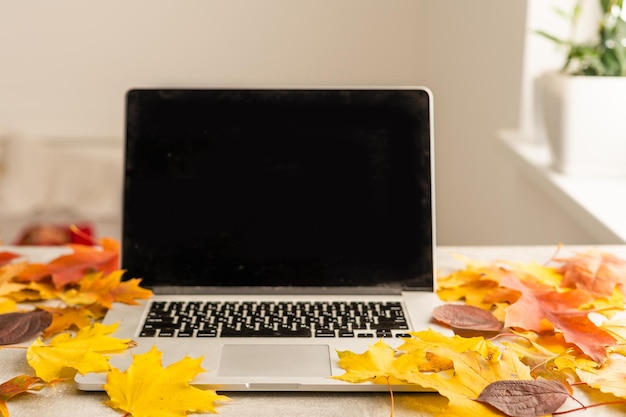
123, 88, 434, 290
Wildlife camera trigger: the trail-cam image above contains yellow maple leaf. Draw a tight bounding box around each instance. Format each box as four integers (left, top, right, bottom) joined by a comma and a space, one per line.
26, 322, 134, 382
335, 331, 535, 417
0, 297, 17, 314
400, 348, 534, 417
577, 356, 626, 399
334, 339, 406, 386
437, 255, 562, 311
0, 263, 28, 300
39, 305, 104, 338
104, 346, 230, 417
400, 329, 501, 362
62, 270, 153, 309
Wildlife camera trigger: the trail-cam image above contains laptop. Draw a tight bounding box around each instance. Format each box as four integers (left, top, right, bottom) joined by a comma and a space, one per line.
75, 86, 446, 392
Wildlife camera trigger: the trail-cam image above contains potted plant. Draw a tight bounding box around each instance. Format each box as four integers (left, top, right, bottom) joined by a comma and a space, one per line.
536, 0, 626, 176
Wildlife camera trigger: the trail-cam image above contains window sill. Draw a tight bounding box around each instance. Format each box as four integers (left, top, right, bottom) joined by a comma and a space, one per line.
497, 130, 626, 243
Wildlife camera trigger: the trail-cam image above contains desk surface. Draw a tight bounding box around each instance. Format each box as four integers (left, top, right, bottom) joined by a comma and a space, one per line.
3, 245, 626, 417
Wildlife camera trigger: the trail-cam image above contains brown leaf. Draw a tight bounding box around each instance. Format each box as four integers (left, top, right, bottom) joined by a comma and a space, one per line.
0, 309, 52, 345
432, 304, 503, 331
475, 379, 570, 416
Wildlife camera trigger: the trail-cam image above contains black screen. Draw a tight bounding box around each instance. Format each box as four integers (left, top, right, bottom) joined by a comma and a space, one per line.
123, 88, 434, 289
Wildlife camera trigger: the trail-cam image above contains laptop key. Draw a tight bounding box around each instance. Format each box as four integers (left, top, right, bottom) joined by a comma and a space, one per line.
197, 329, 218, 337
220, 326, 312, 337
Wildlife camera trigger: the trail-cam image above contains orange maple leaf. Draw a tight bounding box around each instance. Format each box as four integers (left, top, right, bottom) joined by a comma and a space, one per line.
558, 249, 626, 297
501, 274, 616, 363
17, 243, 119, 289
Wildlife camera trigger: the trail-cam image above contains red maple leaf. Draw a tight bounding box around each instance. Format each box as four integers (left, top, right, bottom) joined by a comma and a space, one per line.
500, 274, 616, 363
16, 239, 120, 289
0, 251, 20, 267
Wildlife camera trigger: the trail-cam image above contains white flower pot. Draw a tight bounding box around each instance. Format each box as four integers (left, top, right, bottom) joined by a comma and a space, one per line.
538, 71, 626, 177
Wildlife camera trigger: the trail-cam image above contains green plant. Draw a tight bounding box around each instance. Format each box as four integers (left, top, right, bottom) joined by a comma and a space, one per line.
537, 0, 626, 76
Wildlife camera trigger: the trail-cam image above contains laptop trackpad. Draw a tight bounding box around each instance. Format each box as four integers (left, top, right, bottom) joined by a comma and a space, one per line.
218, 344, 331, 377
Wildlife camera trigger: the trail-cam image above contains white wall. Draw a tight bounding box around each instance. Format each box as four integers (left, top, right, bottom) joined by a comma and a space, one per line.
1, 0, 429, 138
0, 0, 601, 245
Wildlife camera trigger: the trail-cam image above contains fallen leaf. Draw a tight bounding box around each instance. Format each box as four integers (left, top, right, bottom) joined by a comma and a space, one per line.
39, 305, 103, 338
400, 329, 501, 363
104, 346, 230, 417
577, 356, 626, 399
0, 252, 20, 268
501, 274, 616, 363
17, 243, 119, 289
26, 322, 134, 382
475, 379, 570, 416
0, 309, 52, 345
334, 339, 406, 385
0, 375, 46, 417
400, 347, 534, 417
335, 331, 535, 417
558, 249, 626, 297
62, 270, 152, 309
432, 304, 503, 331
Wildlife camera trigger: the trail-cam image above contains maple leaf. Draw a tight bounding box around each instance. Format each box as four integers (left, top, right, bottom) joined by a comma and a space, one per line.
500, 332, 586, 383
577, 356, 626, 399
335, 331, 534, 417
0, 375, 46, 417
62, 270, 152, 309
39, 305, 105, 338
10, 281, 63, 303
0, 263, 28, 299
17, 243, 119, 289
0, 252, 20, 268
558, 248, 626, 297
26, 322, 135, 382
400, 329, 501, 363
436, 257, 504, 309
500, 274, 616, 363
0, 298, 17, 314
104, 346, 230, 417
334, 339, 406, 385
437, 255, 561, 310
399, 345, 534, 417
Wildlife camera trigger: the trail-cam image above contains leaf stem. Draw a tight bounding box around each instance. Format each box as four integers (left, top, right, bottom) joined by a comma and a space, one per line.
386, 377, 395, 417
552, 399, 626, 415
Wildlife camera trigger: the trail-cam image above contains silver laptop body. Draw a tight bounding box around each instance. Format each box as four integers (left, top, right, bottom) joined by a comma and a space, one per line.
75, 86, 445, 392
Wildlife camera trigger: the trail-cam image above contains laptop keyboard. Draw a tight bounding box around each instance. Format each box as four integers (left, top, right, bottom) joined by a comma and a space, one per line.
139, 300, 411, 338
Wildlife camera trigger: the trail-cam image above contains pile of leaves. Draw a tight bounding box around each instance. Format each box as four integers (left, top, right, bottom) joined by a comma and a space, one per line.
3, 241, 626, 417
334, 246, 626, 416
0, 238, 228, 417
